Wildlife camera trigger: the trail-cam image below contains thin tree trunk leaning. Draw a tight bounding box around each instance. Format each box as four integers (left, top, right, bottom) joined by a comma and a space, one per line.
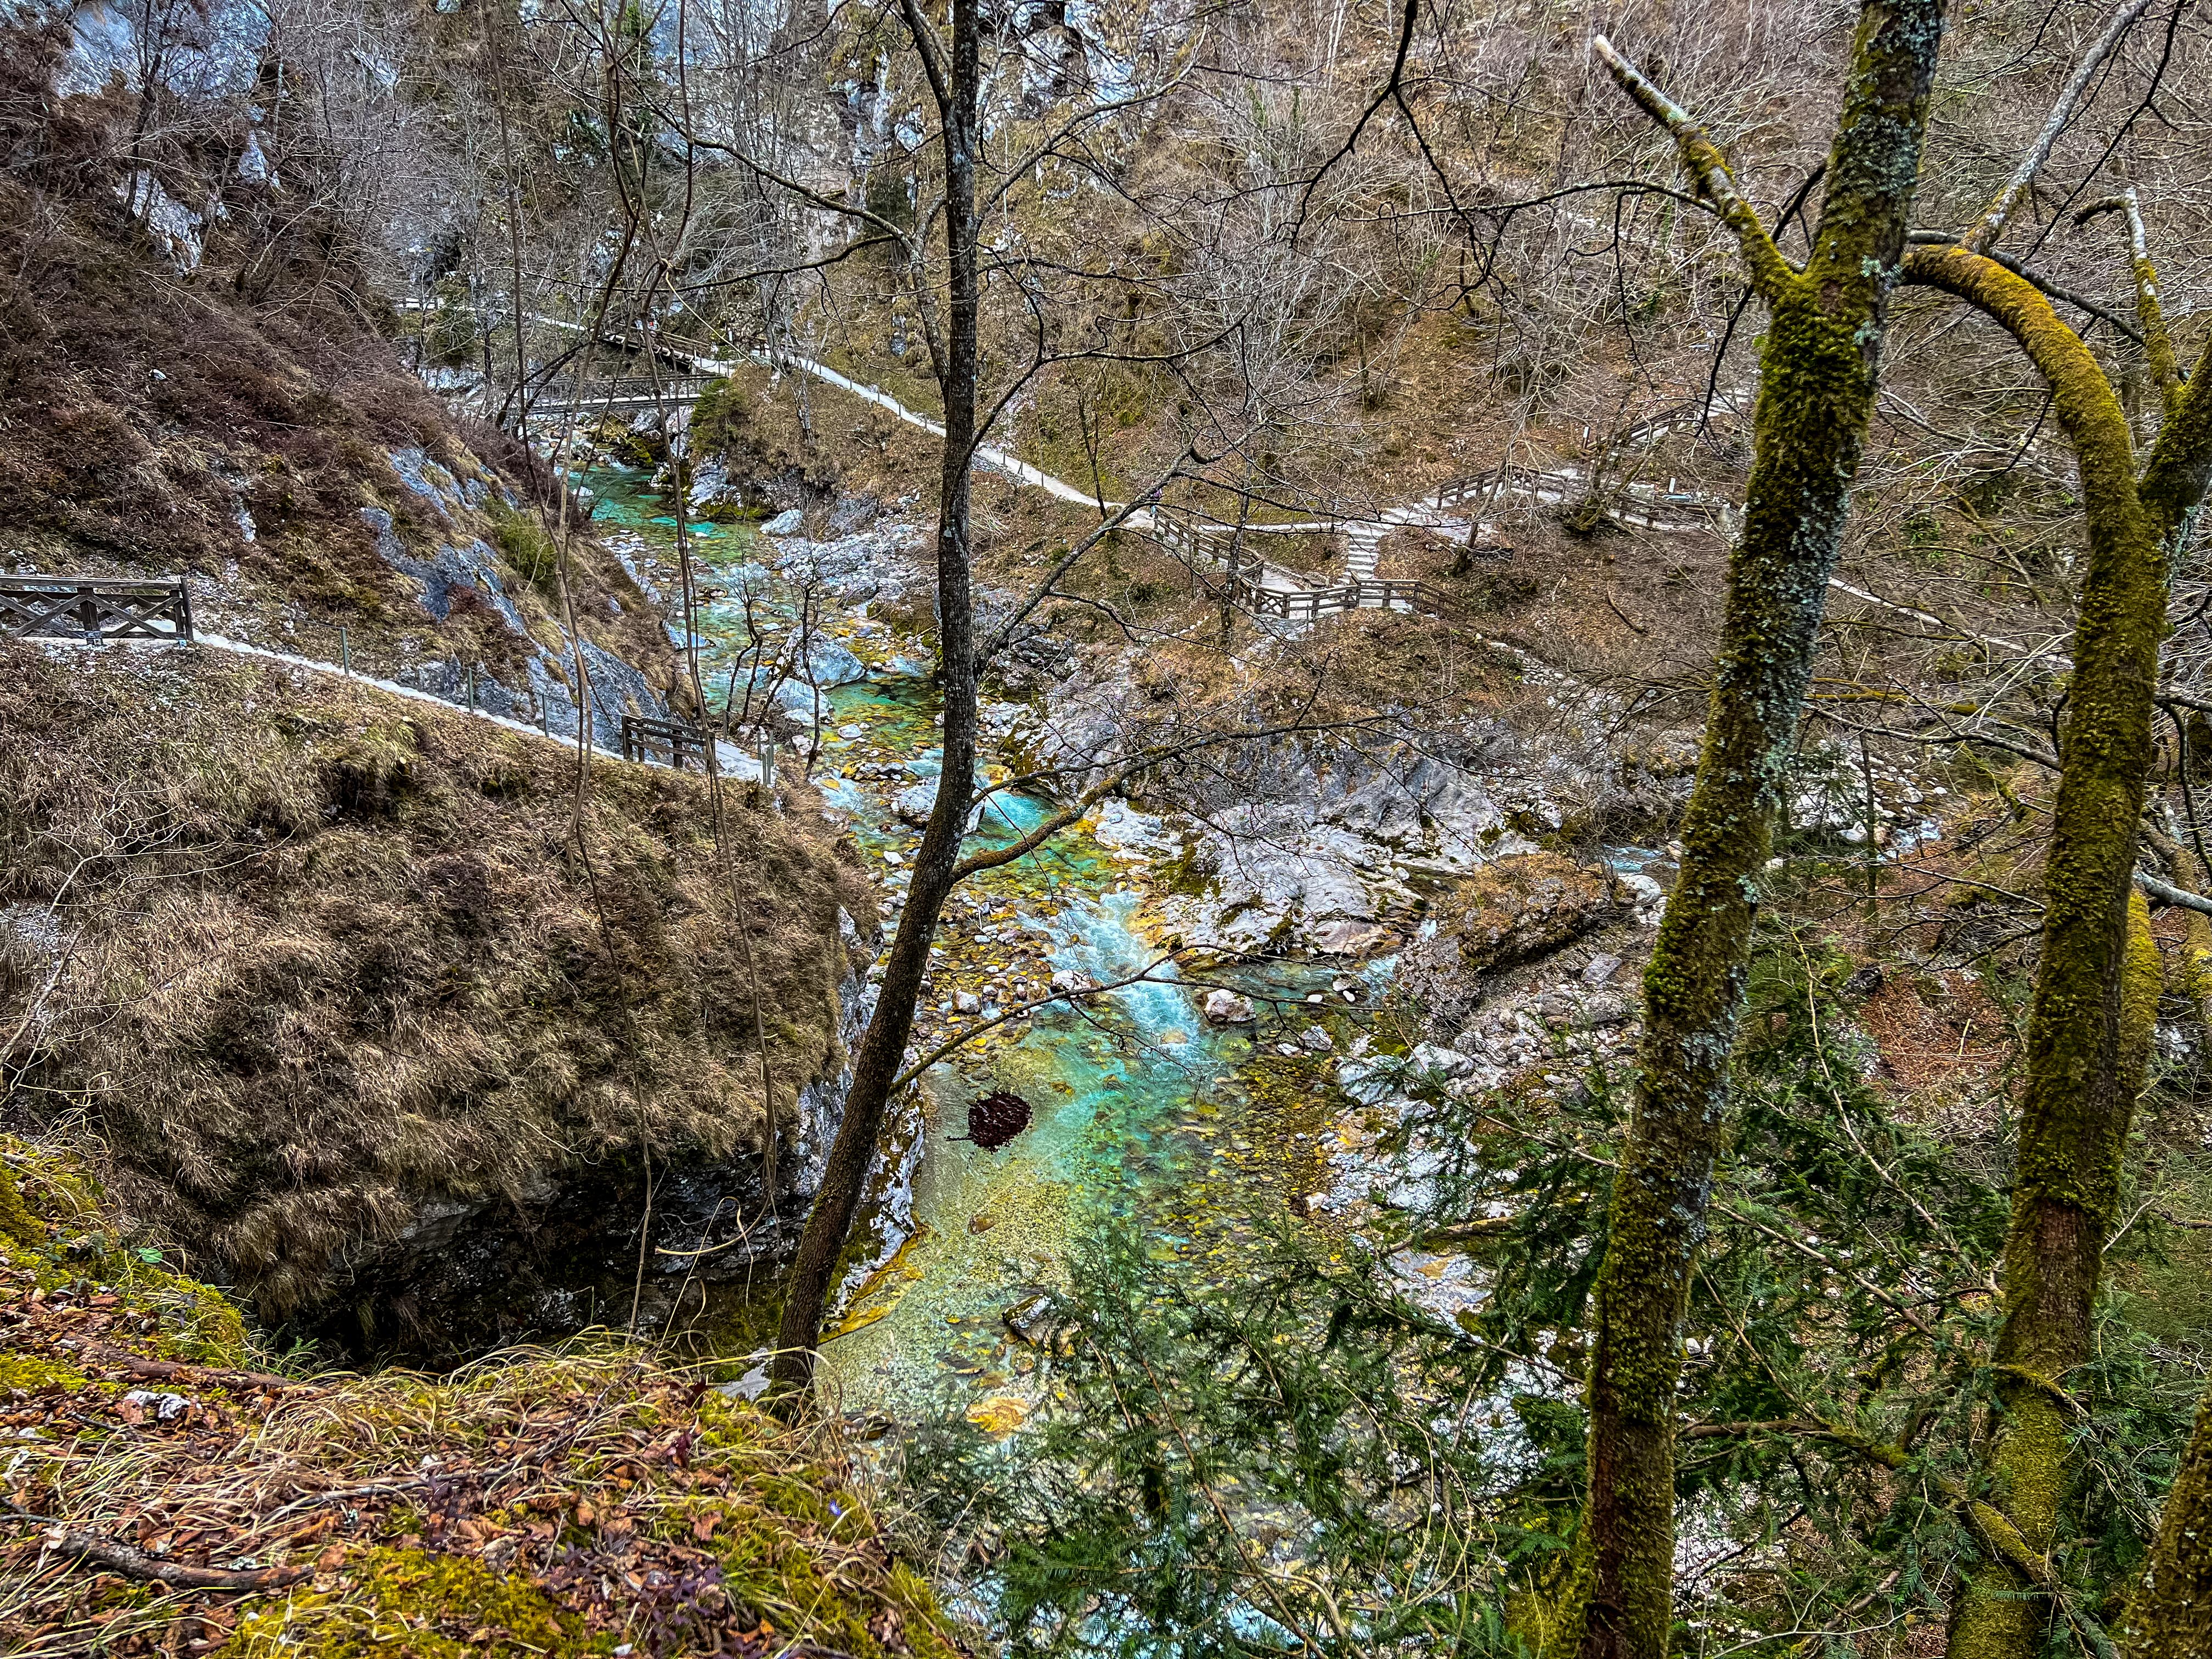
1898, 220, 2212, 1659
768, 0, 981, 1404
1541, 10, 1945, 1656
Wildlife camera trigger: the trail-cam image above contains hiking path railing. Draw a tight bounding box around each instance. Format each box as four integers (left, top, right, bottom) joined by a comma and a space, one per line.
2, 574, 193, 643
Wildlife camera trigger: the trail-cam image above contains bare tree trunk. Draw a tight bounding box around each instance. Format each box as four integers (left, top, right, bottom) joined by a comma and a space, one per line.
769, 0, 980, 1403
1540, 9, 1945, 1655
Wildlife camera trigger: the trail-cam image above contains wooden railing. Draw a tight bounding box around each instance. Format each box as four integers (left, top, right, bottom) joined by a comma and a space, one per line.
1149, 510, 1465, 623
1222, 569, 1463, 622
527, 375, 716, 412
620, 713, 713, 771
1427, 462, 1717, 532
2, 575, 193, 643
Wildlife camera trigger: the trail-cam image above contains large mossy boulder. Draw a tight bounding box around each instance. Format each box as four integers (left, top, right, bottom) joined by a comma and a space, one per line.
1437, 851, 1618, 973
0, 644, 872, 1361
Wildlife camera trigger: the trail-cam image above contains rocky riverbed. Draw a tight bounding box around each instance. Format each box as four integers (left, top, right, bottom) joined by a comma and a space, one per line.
580, 465, 1696, 1427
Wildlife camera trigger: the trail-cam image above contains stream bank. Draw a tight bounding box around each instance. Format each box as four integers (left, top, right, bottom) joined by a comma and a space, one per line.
581, 467, 1415, 1430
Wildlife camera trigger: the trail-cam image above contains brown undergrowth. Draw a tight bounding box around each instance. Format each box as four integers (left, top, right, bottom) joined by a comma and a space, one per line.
0, 642, 872, 1347
0, 1137, 963, 1659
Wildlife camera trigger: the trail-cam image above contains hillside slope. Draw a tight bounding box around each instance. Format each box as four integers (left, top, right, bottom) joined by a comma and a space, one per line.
0, 16, 679, 746
0, 642, 873, 1358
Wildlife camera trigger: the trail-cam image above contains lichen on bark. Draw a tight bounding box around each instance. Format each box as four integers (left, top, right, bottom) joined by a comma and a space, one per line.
1544, 5, 1946, 1655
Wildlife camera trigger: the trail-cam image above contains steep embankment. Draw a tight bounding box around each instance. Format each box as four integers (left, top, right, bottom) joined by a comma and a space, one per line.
0, 642, 874, 1358
0, 1137, 962, 1659
0, 19, 678, 744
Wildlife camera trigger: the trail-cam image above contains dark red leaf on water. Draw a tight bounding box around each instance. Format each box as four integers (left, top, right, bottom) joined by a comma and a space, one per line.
967, 1091, 1032, 1150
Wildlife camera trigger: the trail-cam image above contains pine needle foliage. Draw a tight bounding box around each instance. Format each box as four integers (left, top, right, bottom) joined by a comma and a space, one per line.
900, 923, 2211, 1657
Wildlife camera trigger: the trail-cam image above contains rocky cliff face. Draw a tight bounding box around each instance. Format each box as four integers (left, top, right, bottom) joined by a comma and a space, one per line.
0, 643, 873, 1361
0, 18, 682, 751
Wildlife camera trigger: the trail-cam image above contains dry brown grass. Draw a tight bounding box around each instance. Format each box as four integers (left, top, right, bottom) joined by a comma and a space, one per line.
0, 642, 871, 1345
1856, 971, 2013, 1096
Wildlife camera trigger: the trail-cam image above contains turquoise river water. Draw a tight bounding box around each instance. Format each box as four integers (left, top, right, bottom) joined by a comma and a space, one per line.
586, 469, 1358, 1430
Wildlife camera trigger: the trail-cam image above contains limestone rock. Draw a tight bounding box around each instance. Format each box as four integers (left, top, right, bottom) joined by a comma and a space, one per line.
805, 636, 868, 687
1311, 918, 1389, 957
893, 781, 949, 826
1410, 1042, 1477, 1079
1617, 870, 1666, 922
1203, 988, 1256, 1024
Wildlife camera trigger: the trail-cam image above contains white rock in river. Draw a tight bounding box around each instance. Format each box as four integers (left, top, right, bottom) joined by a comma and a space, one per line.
1334, 1056, 1400, 1106
1410, 1042, 1477, 1080
1617, 871, 1666, 921
761, 507, 805, 535
953, 989, 983, 1015
1299, 1025, 1333, 1053
1202, 989, 1256, 1025
893, 777, 985, 831
806, 637, 869, 686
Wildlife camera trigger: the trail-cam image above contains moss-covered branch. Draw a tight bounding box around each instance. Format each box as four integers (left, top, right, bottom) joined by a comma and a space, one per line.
2138, 331, 2212, 545
1590, 37, 1796, 303
2079, 190, 2182, 419
1902, 227, 2210, 1658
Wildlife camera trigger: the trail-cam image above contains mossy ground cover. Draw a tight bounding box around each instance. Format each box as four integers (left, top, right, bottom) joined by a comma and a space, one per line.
0, 1137, 965, 1658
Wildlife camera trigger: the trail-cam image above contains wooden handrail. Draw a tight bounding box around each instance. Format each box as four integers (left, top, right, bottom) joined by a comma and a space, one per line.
2, 575, 193, 642
620, 713, 714, 772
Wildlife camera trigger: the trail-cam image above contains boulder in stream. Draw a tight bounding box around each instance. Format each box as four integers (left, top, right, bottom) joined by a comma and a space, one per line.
1202, 988, 1256, 1024
1436, 852, 1618, 972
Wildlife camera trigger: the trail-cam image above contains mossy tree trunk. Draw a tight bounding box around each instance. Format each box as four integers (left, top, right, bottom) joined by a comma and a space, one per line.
1544, 9, 1946, 1656
769, 0, 983, 1401
1901, 220, 2212, 1659
2118, 1374, 2212, 1659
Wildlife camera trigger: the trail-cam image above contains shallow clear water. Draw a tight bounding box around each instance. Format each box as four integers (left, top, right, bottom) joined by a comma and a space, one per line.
585, 470, 1337, 1425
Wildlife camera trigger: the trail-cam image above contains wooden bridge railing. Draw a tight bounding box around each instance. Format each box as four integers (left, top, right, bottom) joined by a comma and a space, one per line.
620, 713, 714, 771
1427, 463, 1717, 532
527, 375, 716, 412
2, 574, 193, 643
1221, 569, 1463, 623
1149, 510, 1466, 623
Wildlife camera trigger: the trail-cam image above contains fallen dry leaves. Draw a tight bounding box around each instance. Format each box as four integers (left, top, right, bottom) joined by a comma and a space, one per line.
0, 1254, 962, 1658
